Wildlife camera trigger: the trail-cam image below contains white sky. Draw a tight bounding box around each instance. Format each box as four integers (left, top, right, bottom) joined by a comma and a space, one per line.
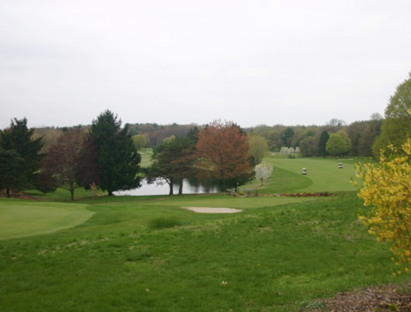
1, 0, 411, 129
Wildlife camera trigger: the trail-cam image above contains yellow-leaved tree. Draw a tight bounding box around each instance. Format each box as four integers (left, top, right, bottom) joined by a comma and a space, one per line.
354, 138, 411, 274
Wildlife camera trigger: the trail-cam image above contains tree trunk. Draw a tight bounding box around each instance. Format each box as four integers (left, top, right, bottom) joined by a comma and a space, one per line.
70, 183, 75, 201
168, 177, 174, 195
6, 187, 10, 198
178, 178, 183, 195
108, 190, 114, 196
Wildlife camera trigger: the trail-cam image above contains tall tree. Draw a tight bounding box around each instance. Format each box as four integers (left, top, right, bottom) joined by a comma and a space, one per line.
41, 129, 100, 200
358, 119, 383, 157
90, 110, 141, 196
326, 134, 348, 157
318, 131, 329, 157
0, 150, 28, 198
281, 127, 294, 147
299, 136, 316, 157
336, 129, 352, 155
372, 72, 411, 157
195, 120, 253, 190
32, 127, 62, 154
325, 118, 346, 133
131, 134, 148, 151
148, 136, 195, 195
0, 118, 43, 192
248, 134, 269, 166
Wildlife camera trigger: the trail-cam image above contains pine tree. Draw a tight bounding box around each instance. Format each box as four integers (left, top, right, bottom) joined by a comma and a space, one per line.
90, 111, 141, 196
0, 150, 28, 197
0, 118, 43, 194
318, 130, 329, 157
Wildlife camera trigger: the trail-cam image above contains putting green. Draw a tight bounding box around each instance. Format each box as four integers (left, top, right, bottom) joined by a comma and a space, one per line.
0, 201, 94, 240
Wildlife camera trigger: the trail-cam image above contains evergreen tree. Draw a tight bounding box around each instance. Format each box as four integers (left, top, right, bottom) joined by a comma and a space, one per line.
318, 130, 329, 157
0, 118, 43, 192
90, 110, 141, 196
352, 133, 361, 156
0, 150, 28, 197
281, 127, 295, 147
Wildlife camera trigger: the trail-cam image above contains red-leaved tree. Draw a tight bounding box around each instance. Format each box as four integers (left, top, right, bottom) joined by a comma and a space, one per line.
41, 128, 100, 200
195, 120, 253, 190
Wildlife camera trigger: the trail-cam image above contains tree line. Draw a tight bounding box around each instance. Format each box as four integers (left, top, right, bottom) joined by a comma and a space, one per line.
353, 71, 411, 273
0, 113, 263, 199
2, 71, 410, 199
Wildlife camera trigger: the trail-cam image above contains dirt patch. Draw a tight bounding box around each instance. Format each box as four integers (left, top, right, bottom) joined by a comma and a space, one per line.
310, 282, 411, 312
183, 207, 242, 214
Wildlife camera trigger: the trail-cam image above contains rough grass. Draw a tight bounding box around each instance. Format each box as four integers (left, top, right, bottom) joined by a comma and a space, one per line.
0, 157, 407, 311
0, 193, 407, 311
148, 216, 183, 229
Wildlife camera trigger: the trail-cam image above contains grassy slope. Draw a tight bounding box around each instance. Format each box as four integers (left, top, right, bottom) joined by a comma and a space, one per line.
139, 148, 153, 168
0, 194, 406, 311
251, 156, 359, 194
0, 156, 406, 311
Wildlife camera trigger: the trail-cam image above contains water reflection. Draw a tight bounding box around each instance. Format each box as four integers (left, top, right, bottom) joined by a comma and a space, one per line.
114, 178, 222, 196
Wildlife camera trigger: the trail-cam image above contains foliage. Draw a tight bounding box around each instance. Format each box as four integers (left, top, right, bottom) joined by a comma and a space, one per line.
90, 110, 141, 196
336, 129, 352, 154
280, 146, 290, 155
299, 136, 316, 157
41, 129, 100, 200
318, 131, 329, 157
281, 127, 295, 147
0, 118, 43, 192
326, 118, 347, 132
354, 138, 411, 274
326, 134, 348, 157
32, 127, 62, 153
148, 136, 196, 195
255, 162, 273, 185
359, 118, 382, 157
148, 216, 182, 229
248, 134, 269, 166
0, 149, 27, 197
131, 134, 148, 151
373, 71, 411, 157
196, 120, 253, 190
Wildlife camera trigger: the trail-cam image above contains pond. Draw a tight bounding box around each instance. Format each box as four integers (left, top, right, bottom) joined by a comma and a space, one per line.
114, 178, 223, 196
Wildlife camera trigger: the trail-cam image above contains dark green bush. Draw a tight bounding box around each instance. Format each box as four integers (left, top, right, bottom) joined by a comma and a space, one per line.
148, 216, 182, 229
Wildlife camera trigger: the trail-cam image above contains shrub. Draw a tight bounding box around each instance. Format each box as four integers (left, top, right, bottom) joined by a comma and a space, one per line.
148, 216, 182, 230
354, 138, 411, 274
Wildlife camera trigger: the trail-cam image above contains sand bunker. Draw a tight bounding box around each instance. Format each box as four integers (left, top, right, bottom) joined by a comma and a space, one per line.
184, 207, 242, 214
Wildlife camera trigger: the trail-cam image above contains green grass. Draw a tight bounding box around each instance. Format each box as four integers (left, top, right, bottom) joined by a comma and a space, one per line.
250, 155, 360, 194
0, 156, 408, 311
148, 216, 183, 229
0, 193, 407, 311
139, 148, 153, 168
0, 199, 94, 240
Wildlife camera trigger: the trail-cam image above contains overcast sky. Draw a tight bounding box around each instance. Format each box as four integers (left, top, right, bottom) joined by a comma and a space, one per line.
1, 0, 411, 129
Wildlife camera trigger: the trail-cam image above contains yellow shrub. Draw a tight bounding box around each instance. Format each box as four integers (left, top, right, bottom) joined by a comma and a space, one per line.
354, 138, 411, 273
